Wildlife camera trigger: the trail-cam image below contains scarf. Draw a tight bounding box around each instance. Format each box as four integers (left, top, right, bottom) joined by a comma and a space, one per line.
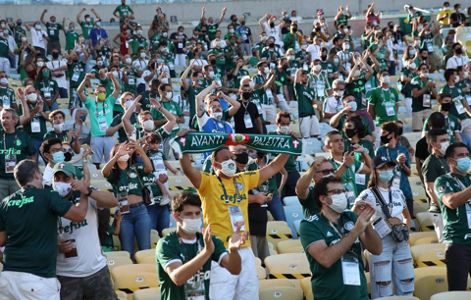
171, 132, 302, 155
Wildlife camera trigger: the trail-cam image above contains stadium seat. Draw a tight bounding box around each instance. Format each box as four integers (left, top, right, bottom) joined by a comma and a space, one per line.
300, 277, 313, 300
266, 221, 293, 246
283, 205, 304, 238
115, 290, 129, 300
135, 249, 156, 264
409, 231, 437, 246
104, 251, 131, 259
254, 257, 262, 266
256, 265, 267, 280
431, 291, 471, 300
268, 241, 278, 255
111, 264, 159, 294
276, 239, 303, 254
264, 253, 311, 279
411, 243, 446, 267
150, 229, 159, 249
413, 199, 430, 214
106, 255, 134, 270
416, 212, 435, 231
259, 286, 303, 300
283, 196, 300, 206
414, 266, 448, 300
133, 287, 162, 300
414, 235, 438, 245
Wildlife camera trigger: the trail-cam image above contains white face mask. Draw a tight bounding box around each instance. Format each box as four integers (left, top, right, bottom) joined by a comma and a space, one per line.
125, 57, 132, 64
439, 141, 450, 155
208, 71, 215, 78
37, 61, 44, 68
166, 91, 173, 100
181, 217, 202, 234
219, 159, 237, 177
382, 76, 391, 84
53, 122, 64, 132
124, 100, 133, 110
26, 93, 38, 103
314, 64, 322, 72
328, 193, 348, 213
112, 71, 119, 79
278, 125, 290, 134
161, 78, 169, 84
342, 44, 350, 51
96, 60, 103, 66
143, 119, 155, 131
137, 30, 143, 35
118, 154, 130, 162
0, 78, 8, 86
53, 181, 72, 197
140, 52, 146, 58
334, 90, 344, 97
211, 111, 223, 121
264, 68, 270, 75
35, 24, 41, 30
455, 76, 460, 83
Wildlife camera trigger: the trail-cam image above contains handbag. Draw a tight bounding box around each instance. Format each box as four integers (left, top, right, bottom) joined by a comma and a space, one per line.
371, 187, 409, 243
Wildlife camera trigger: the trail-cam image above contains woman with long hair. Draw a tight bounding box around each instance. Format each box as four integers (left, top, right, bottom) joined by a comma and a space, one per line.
102, 140, 153, 257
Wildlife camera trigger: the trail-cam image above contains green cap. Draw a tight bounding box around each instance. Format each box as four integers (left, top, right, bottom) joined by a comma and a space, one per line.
52, 162, 76, 178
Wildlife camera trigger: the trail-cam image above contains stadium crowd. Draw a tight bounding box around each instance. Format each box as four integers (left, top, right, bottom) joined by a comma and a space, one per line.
0, 0, 471, 299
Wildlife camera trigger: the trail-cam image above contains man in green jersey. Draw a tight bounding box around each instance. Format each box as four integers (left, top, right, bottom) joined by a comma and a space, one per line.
0, 159, 89, 300
40, 9, 63, 55
435, 142, 471, 291
113, 0, 134, 27
157, 192, 244, 300
300, 175, 381, 300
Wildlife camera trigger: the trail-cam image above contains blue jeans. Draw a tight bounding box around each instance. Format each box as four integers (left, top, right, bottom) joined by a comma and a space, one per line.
146, 204, 170, 234
268, 195, 286, 221
119, 203, 151, 256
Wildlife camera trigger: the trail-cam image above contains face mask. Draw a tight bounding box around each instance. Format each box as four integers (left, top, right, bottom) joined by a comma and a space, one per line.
264, 68, 270, 75
234, 152, 249, 165
441, 102, 451, 112
269, 22, 275, 28
35, 24, 41, 30
287, 55, 295, 61
85, 17, 91, 23
421, 72, 429, 79
378, 169, 394, 182
64, 151, 73, 162
124, 100, 133, 109
328, 193, 348, 213
219, 159, 237, 177
211, 111, 223, 121
464, 72, 469, 79
166, 91, 173, 100
137, 30, 143, 35
456, 157, 471, 173
333, 57, 340, 65
37, 61, 44, 68
314, 64, 322, 72
345, 128, 356, 138
42, 70, 50, 78
118, 154, 130, 162
382, 76, 390, 84
321, 55, 327, 61
208, 71, 215, 78
343, 44, 350, 51
125, 57, 132, 64
278, 125, 290, 134
229, 29, 234, 33
181, 217, 202, 234
112, 71, 119, 79
96, 22, 101, 27
347, 101, 357, 111
143, 119, 155, 131
381, 134, 392, 145
53, 181, 72, 197
140, 52, 146, 58
456, 48, 463, 55
455, 76, 460, 83
53, 122, 64, 132
52, 151, 65, 163
397, 127, 403, 136
21, 36, 27, 42
0, 78, 8, 86
97, 60, 103, 66
26, 93, 37, 103
97, 92, 106, 101
409, 62, 417, 70
52, 52, 59, 59
242, 91, 252, 100
439, 141, 450, 155
335, 90, 344, 97
69, 27, 75, 31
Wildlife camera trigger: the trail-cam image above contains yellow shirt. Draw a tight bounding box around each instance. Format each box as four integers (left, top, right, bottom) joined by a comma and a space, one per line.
437, 8, 452, 26
197, 170, 260, 247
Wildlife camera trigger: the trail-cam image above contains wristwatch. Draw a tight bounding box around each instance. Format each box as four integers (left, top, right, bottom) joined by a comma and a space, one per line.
86, 186, 94, 197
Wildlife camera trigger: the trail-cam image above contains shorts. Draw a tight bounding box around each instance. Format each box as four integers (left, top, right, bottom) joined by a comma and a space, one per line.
91, 136, 116, 164
0, 271, 60, 300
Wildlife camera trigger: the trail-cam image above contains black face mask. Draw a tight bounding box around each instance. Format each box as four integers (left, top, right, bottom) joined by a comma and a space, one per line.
235, 152, 249, 164
291, 28, 297, 33
441, 102, 451, 112
381, 135, 392, 145
269, 43, 275, 48
397, 127, 403, 136
52, 52, 59, 59
269, 22, 275, 28
242, 91, 252, 100
209, 59, 216, 65
282, 65, 288, 71
321, 55, 327, 61
64, 152, 73, 162
456, 48, 463, 55
345, 128, 356, 138
421, 55, 428, 60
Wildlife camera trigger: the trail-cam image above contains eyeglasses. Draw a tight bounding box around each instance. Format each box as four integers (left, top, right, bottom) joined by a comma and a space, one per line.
327, 189, 346, 195
316, 169, 335, 175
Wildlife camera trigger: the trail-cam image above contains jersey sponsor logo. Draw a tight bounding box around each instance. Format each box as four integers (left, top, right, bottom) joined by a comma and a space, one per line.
0, 148, 21, 155
8, 195, 34, 208
219, 193, 247, 204
59, 219, 89, 235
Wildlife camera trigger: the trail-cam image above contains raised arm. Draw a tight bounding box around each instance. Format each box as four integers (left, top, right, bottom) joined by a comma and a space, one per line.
62, 179, 90, 222
122, 95, 141, 136
295, 164, 316, 201
180, 62, 194, 91
196, 81, 217, 117
218, 7, 227, 24
219, 91, 240, 117
150, 98, 177, 133
108, 72, 121, 99
77, 8, 86, 23
40, 9, 47, 26
77, 73, 92, 102
16, 88, 31, 126
258, 154, 289, 185
91, 8, 100, 19
180, 152, 202, 188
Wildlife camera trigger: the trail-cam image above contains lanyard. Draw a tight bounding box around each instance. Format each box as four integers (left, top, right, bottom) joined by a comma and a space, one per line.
217, 176, 242, 204
3, 133, 17, 151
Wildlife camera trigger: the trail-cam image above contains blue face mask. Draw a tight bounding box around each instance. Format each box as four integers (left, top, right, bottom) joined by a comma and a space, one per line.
456, 157, 471, 173
378, 169, 394, 182
52, 151, 65, 163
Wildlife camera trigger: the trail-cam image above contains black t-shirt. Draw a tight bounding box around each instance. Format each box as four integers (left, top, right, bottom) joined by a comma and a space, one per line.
169, 32, 187, 54
233, 100, 261, 134
422, 153, 450, 183
248, 203, 268, 236
450, 12, 466, 27
415, 136, 429, 163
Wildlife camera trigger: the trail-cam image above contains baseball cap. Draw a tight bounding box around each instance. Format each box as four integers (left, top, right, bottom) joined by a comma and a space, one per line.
373, 156, 397, 169
52, 162, 76, 178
